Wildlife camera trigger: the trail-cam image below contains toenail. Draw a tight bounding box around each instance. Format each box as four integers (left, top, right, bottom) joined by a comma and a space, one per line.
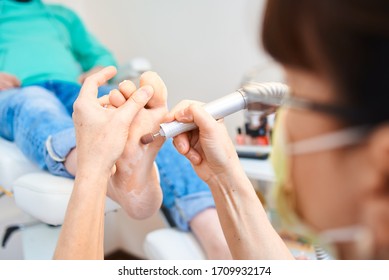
119, 80, 130, 87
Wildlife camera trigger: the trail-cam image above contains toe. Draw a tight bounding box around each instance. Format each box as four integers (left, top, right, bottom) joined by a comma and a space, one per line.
109, 89, 127, 107
139, 71, 167, 109
118, 80, 137, 99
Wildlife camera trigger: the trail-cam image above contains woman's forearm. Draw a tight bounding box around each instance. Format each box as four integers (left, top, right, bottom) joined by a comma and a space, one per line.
53, 168, 110, 260
208, 168, 293, 260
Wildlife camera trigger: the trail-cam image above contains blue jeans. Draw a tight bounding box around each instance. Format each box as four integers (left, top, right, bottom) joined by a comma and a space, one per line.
0, 81, 214, 230
156, 139, 215, 230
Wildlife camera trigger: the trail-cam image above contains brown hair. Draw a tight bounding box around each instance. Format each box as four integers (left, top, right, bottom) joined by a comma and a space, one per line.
262, 0, 389, 125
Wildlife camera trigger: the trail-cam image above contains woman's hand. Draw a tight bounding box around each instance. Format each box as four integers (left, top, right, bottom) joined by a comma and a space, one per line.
167, 101, 242, 184
56, 66, 157, 260
72, 66, 154, 176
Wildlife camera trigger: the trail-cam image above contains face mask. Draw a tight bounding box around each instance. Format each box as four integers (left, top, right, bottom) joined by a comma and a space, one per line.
270, 108, 374, 259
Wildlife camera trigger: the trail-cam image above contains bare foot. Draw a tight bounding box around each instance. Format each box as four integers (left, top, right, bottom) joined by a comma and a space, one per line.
104, 72, 168, 219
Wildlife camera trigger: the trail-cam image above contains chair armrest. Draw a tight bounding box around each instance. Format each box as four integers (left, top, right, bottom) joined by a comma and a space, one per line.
13, 172, 119, 226
144, 228, 206, 260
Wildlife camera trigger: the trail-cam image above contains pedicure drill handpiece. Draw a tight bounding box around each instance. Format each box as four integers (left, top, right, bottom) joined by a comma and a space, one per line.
140, 82, 289, 144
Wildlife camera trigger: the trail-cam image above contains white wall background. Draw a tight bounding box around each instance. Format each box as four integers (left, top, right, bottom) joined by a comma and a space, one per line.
45, 0, 280, 136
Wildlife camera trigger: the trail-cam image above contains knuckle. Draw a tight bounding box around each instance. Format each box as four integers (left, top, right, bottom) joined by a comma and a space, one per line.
73, 98, 83, 112
188, 103, 199, 112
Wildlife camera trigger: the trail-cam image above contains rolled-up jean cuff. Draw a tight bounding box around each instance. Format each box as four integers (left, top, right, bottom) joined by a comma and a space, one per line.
44, 127, 76, 178
167, 191, 216, 231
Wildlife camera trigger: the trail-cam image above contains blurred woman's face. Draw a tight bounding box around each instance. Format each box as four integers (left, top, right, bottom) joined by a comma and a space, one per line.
281, 68, 380, 256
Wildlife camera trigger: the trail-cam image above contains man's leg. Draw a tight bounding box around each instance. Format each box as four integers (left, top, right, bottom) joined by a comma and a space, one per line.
0, 86, 75, 177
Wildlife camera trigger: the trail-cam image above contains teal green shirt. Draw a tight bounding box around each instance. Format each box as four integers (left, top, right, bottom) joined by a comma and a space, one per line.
0, 0, 116, 85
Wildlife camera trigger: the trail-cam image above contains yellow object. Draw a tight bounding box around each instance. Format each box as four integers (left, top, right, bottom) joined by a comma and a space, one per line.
270, 108, 297, 225
0, 186, 13, 197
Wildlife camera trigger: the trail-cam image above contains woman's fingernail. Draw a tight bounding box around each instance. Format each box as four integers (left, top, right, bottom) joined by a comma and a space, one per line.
189, 155, 199, 163
178, 110, 191, 122
180, 117, 190, 122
